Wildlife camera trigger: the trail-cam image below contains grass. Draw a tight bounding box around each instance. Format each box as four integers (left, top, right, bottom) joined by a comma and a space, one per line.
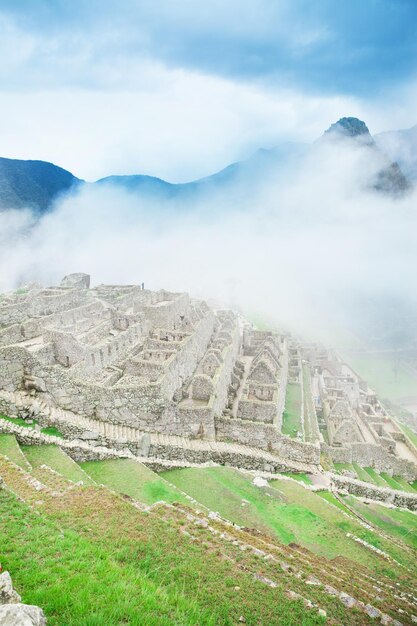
391, 476, 417, 493
363, 467, 390, 487
1, 449, 415, 624
80, 459, 189, 505
21, 445, 94, 485
0, 484, 330, 625
282, 383, 302, 438
379, 472, 406, 491
352, 462, 374, 483
0, 414, 63, 438
1, 414, 35, 429
334, 463, 356, 474
398, 423, 417, 450
283, 472, 313, 485
163, 466, 414, 574
0, 434, 31, 470
345, 496, 417, 551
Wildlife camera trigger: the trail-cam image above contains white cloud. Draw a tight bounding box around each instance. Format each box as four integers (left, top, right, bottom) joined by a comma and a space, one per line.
1, 138, 415, 347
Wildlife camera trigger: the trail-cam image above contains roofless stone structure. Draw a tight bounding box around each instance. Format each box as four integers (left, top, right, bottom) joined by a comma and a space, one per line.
0, 274, 416, 477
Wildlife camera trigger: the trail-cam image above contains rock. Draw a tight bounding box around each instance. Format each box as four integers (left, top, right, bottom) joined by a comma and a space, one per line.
79, 431, 99, 441
0, 604, 47, 625
318, 608, 327, 617
60, 273, 90, 289
305, 575, 321, 586
364, 605, 381, 619
238, 616, 246, 623
324, 584, 338, 596
253, 574, 277, 588
253, 476, 268, 487
0, 572, 21, 604
339, 592, 357, 609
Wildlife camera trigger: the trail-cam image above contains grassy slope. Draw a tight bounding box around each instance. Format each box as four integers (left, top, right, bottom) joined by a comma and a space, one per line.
1, 486, 330, 626
21, 445, 94, 485
80, 458, 189, 505
163, 466, 414, 576
345, 496, 417, 551
0, 435, 31, 470
282, 383, 302, 438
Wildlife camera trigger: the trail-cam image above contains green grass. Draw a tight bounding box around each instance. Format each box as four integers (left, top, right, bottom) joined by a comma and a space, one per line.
345, 496, 417, 551
398, 423, 417, 450
21, 445, 94, 485
0, 414, 63, 438
1, 414, 35, 429
282, 383, 302, 438
0, 485, 329, 626
379, 473, 404, 490
315, 490, 352, 515
391, 476, 416, 493
41, 426, 64, 438
163, 466, 414, 574
283, 472, 313, 485
352, 463, 374, 483
80, 459, 189, 505
363, 467, 391, 488
0, 434, 31, 470
334, 463, 356, 474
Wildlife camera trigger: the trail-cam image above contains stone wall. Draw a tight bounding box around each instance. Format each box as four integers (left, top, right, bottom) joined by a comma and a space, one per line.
0, 420, 132, 463
331, 473, 417, 511
215, 415, 320, 465
321, 442, 417, 481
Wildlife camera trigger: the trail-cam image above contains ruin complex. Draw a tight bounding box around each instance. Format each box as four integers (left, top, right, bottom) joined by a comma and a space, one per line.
0, 274, 416, 478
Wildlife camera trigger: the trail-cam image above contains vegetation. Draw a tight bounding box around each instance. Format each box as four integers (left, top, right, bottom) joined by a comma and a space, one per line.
282, 383, 302, 438
80, 459, 189, 505
0, 414, 63, 438
0, 434, 31, 470
0, 442, 416, 624
21, 445, 93, 485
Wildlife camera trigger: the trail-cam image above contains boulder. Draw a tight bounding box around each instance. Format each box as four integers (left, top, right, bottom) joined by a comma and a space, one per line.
60, 273, 90, 289
0, 572, 21, 604
0, 604, 47, 625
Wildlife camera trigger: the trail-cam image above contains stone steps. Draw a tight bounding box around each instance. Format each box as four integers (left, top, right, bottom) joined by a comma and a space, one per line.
0, 390, 315, 474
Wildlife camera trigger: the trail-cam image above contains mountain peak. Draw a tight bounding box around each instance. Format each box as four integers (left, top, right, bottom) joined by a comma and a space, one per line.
325, 117, 370, 138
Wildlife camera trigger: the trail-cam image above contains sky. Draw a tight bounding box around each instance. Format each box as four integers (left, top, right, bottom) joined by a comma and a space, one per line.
0, 0, 416, 181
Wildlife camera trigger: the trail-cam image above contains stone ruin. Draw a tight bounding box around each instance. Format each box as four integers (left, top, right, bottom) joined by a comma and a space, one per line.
0, 274, 416, 478
301, 343, 417, 479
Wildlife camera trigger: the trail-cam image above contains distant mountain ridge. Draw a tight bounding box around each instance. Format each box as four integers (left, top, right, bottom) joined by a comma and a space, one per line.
0, 158, 81, 213
0, 118, 413, 214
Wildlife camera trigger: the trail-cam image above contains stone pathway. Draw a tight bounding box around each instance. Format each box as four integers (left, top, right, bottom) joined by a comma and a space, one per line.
0, 390, 316, 474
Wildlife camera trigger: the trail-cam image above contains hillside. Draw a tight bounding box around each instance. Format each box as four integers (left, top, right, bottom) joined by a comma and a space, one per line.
1, 435, 417, 625
0, 158, 81, 213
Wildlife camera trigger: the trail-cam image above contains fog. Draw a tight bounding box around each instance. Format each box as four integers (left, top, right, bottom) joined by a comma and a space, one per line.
1, 138, 416, 347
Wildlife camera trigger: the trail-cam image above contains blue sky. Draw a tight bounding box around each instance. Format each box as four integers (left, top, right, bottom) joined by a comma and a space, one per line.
0, 0, 416, 180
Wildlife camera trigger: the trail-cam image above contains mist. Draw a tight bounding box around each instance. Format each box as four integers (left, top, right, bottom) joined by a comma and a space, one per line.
1, 138, 416, 347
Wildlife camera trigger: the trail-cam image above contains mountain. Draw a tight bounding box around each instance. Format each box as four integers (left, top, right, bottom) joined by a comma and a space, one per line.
0, 118, 411, 214
0, 157, 81, 213
322, 117, 411, 194
375, 124, 417, 183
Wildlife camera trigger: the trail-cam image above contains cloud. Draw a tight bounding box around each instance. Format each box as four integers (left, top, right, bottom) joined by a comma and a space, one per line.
1, 138, 416, 348
0, 0, 416, 94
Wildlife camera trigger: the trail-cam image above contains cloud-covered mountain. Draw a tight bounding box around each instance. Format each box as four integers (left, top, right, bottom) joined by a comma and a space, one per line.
376, 124, 417, 183
0, 118, 411, 214
0, 157, 80, 213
